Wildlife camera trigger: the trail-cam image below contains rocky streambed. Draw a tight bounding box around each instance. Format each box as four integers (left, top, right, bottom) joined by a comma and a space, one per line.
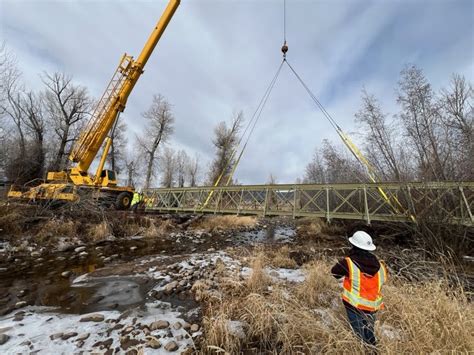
0, 218, 299, 353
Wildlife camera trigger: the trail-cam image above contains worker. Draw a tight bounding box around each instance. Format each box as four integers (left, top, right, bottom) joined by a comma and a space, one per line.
131, 191, 143, 212
331, 230, 387, 349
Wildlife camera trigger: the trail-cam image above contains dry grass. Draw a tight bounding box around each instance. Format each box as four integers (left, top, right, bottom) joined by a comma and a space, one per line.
193, 215, 257, 233
200, 250, 473, 354
143, 219, 175, 238
87, 220, 112, 241
267, 245, 298, 269
246, 253, 271, 293
37, 219, 77, 242
0, 208, 23, 235
296, 217, 345, 242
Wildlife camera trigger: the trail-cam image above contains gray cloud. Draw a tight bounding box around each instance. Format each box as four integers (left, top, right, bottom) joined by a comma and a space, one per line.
1, 0, 472, 185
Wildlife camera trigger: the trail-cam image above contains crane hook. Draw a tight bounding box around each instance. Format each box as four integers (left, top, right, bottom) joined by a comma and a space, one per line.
281, 40, 288, 58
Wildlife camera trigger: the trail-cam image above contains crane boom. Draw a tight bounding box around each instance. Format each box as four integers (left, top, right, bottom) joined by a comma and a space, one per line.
70, 0, 180, 173
8, 0, 180, 209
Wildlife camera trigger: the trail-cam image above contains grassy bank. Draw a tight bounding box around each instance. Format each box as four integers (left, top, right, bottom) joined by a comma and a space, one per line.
200, 250, 473, 354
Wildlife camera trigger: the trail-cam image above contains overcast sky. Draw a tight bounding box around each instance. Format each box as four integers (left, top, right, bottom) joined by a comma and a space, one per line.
1, 0, 473, 185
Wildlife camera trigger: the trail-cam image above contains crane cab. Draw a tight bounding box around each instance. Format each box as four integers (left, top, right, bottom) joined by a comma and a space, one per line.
97, 169, 118, 187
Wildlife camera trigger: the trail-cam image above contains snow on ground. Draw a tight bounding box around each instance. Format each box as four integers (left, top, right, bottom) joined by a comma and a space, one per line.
240, 266, 306, 283
0, 302, 194, 354
236, 227, 296, 244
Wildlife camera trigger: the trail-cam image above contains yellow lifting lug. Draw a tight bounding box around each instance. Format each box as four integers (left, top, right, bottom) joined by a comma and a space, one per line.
281, 40, 288, 58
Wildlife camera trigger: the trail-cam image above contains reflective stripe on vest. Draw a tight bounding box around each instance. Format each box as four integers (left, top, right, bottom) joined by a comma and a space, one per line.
342, 257, 385, 311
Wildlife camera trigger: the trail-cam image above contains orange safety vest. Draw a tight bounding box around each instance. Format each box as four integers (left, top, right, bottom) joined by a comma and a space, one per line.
342, 257, 387, 312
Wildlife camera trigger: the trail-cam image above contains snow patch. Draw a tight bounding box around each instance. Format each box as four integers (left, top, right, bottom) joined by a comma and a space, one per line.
0, 302, 193, 354
241, 266, 306, 283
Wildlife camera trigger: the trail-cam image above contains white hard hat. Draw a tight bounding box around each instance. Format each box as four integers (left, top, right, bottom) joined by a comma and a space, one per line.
349, 231, 376, 251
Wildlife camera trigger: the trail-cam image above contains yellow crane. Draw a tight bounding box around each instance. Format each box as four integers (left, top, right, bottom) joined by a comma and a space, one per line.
8, 0, 180, 209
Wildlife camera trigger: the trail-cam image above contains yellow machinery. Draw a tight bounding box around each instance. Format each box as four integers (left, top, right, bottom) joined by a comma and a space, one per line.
8, 0, 181, 209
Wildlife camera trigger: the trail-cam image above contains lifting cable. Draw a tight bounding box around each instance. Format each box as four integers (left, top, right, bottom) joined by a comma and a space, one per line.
284, 59, 413, 220
200, 59, 285, 209
202, 0, 414, 221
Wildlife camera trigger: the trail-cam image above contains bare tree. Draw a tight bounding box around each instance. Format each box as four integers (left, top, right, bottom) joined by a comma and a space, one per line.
159, 147, 176, 188
175, 150, 188, 188
138, 94, 174, 189
267, 173, 277, 185
23, 91, 45, 178
186, 153, 200, 187
0, 42, 20, 116
355, 89, 405, 181
397, 65, 447, 180
208, 111, 243, 185
42, 72, 91, 171
304, 150, 326, 183
438, 74, 473, 180
107, 119, 128, 174
3, 90, 45, 182
124, 149, 141, 188
305, 140, 364, 184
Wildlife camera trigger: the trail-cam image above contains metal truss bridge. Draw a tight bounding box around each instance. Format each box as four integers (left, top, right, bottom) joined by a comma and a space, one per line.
144, 181, 473, 226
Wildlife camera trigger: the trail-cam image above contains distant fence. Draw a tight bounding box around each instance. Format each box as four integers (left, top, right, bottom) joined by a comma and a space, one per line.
144, 181, 474, 226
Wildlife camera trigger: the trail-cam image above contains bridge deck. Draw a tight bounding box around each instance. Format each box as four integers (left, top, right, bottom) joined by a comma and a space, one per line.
144, 181, 474, 226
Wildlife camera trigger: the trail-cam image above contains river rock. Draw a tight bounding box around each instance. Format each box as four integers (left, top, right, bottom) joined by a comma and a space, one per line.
122, 326, 133, 334
182, 321, 191, 331
164, 281, 178, 294
76, 333, 90, 341
74, 246, 86, 253
79, 251, 88, 257
0, 334, 10, 345
146, 338, 161, 349
93, 338, 113, 348
50, 332, 63, 340
190, 324, 200, 332
120, 336, 140, 350
61, 271, 72, 278
61, 331, 78, 340
150, 320, 169, 330
80, 313, 105, 322
30, 251, 41, 257
14, 301, 27, 309
164, 340, 178, 352
130, 246, 138, 251
172, 321, 182, 330
178, 280, 187, 287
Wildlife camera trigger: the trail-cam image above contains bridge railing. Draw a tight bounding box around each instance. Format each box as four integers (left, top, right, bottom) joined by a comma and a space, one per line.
143, 181, 474, 226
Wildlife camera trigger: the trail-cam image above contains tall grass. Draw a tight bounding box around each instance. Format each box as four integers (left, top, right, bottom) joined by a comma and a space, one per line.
200, 252, 473, 354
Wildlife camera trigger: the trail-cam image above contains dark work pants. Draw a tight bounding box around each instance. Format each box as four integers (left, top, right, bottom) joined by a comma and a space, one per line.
345, 306, 377, 347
